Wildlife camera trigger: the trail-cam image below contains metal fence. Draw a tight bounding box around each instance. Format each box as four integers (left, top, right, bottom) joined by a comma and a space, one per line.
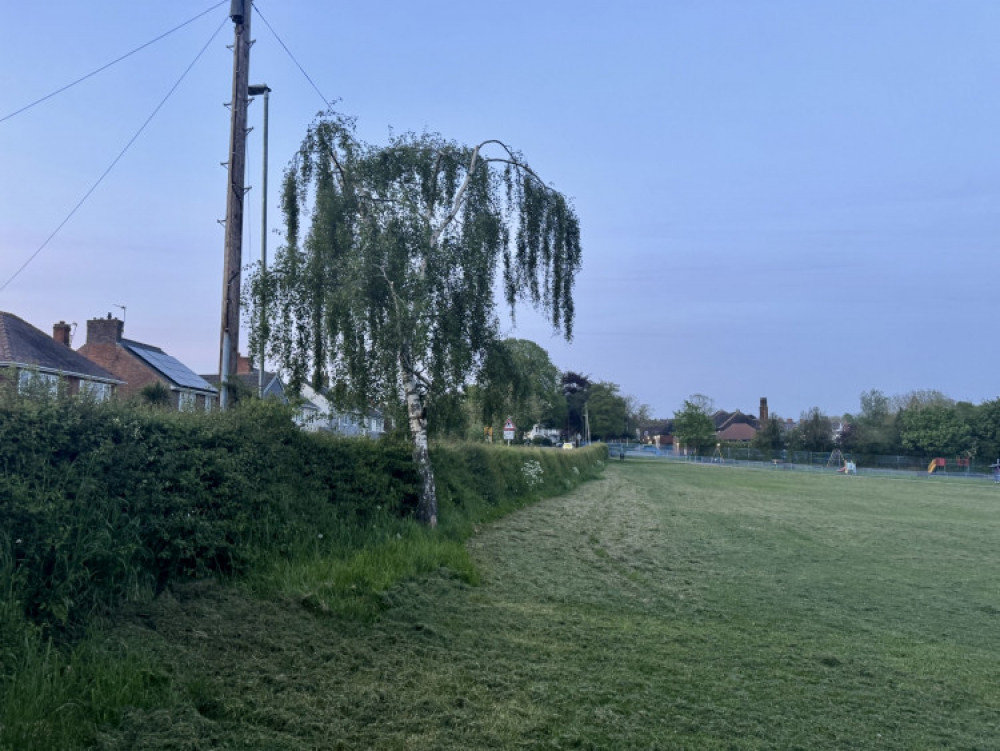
605, 443, 999, 483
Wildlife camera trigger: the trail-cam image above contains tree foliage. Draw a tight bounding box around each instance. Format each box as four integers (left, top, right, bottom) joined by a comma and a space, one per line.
248, 113, 582, 524
475, 338, 566, 437
561, 371, 591, 440
587, 381, 628, 440
752, 411, 786, 452
898, 403, 973, 457
673, 397, 717, 454
788, 407, 834, 453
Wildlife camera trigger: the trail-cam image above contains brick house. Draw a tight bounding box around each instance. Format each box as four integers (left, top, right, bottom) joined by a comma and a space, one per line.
0, 311, 123, 398
77, 314, 217, 410
712, 410, 760, 443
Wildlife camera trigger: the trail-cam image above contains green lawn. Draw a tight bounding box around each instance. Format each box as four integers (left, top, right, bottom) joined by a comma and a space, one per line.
98, 462, 1000, 749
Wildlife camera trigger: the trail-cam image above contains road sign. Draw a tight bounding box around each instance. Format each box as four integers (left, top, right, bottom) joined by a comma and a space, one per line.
503, 417, 516, 442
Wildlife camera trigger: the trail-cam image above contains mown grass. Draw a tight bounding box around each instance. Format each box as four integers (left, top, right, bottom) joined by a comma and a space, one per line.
83, 461, 1000, 749
0, 437, 605, 750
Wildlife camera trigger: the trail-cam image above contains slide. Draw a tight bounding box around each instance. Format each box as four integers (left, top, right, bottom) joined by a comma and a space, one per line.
927, 460, 938, 474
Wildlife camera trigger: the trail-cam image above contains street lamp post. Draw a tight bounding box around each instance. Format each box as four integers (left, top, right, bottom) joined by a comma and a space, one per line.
248, 84, 270, 398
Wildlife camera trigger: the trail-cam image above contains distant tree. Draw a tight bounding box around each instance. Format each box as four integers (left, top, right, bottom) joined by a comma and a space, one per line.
789, 407, 834, 453
891, 389, 953, 413
250, 113, 582, 525
673, 397, 717, 454
843, 388, 899, 456
476, 338, 565, 438
973, 398, 1000, 461
860, 388, 890, 424
561, 371, 591, 440
587, 381, 628, 440
898, 403, 972, 457
688, 393, 715, 416
752, 411, 786, 452
625, 395, 652, 442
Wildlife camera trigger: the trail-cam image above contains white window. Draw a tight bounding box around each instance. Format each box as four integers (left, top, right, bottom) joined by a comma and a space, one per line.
177, 390, 197, 411
204, 394, 216, 412
18, 369, 59, 396
79, 380, 112, 402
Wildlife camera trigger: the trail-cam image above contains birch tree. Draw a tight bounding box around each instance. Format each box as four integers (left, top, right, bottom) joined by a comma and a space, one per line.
249, 113, 582, 525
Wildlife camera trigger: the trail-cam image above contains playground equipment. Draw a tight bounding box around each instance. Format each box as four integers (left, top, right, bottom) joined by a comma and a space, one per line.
828, 449, 855, 474
927, 458, 946, 474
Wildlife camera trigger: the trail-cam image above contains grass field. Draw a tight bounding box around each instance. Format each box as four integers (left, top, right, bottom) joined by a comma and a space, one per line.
96, 462, 1000, 749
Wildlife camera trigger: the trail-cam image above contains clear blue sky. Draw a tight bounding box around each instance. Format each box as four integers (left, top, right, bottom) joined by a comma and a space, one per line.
2, 1, 999, 420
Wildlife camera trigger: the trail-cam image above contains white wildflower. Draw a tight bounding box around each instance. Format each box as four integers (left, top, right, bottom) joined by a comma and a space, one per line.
521, 459, 544, 487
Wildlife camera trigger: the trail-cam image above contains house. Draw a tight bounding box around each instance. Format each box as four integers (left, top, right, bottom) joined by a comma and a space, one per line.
298, 383, 386, 437
0, 311, 123, 398
200, 354, 320, 426
717, 421, 758, 442
526, 424, 562, 444
712, 410, 760, 443
77, 314, 217, 410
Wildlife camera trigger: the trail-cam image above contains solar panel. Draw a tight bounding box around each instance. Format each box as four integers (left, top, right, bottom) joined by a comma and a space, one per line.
124, 342, 217, 392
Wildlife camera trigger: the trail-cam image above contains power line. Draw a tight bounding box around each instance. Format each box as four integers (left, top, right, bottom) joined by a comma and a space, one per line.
252, 3, 333, 109
0, 17, 229, 295
0, 1, 228, 125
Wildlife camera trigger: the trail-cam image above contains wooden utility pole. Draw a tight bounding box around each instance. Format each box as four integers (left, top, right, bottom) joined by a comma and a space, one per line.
218, 0, 252, 409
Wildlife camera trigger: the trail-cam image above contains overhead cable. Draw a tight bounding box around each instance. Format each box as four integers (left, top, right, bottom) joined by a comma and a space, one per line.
0, 17, 229, 294
0, 1, 228, 124
252, 3, 333, 109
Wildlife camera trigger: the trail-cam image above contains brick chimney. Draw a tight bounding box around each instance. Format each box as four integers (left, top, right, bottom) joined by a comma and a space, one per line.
759, 397, 769, 427
52, 321, 72, 346
236, 353, 254, 374
87, 314, 124, 345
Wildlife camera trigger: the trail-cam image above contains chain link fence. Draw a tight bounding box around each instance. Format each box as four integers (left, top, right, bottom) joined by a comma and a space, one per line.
607, 443, 999, 482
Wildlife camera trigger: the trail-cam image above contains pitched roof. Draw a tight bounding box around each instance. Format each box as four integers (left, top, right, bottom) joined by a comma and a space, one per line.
713, 409, 760, 432
717, 422, 757, 442
122, 339, 216, 393
201, 370, 281, 394
201, 370, 320, 411
0, 311, 121, 382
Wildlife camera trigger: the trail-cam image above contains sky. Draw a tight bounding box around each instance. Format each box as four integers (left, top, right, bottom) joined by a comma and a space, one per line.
2, 1, 999, 421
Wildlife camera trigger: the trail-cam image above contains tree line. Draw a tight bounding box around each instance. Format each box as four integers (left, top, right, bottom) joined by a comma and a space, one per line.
673, 388, 1000, 463
417, 338, 651, 446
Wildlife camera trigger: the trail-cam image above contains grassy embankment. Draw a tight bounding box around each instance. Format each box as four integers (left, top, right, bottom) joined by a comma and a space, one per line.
94, 460, 1000, 749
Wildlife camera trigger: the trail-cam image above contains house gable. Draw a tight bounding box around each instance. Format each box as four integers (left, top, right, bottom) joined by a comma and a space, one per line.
0, 311, 121, 396
78, 315, 216, 408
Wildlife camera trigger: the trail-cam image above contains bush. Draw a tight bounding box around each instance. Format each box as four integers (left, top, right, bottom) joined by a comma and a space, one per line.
0, 391, 416, 638
0, 387, 607, 638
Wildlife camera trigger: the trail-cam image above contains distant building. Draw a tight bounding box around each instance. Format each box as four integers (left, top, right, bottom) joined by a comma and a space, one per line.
77, 314, 217, 410
0, 311, 122, 398
526, 424, 562, 443
298, 383, 386, 437
712, 409, 760, 443
200, 354, 320, 427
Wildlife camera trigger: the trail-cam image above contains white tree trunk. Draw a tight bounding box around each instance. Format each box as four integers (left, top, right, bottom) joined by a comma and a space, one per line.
400, 359, 437, 527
